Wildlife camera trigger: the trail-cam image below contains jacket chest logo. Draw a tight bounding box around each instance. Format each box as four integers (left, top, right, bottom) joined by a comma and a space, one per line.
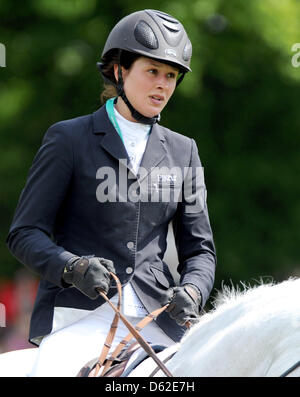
153, 174, 177, 191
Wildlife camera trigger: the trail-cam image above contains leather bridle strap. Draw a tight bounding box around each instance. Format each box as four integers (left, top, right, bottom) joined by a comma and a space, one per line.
96, 272, 173, 377
279, 360, 300, 377
92, 272, 122, 376
100, 304, 169, 376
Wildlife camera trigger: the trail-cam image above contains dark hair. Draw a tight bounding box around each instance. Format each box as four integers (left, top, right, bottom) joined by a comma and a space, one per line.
100, 50, 141, 103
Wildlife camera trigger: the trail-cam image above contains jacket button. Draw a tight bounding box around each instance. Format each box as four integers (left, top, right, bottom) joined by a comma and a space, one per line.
127, 241, 135, 250
126, 267, 133, 274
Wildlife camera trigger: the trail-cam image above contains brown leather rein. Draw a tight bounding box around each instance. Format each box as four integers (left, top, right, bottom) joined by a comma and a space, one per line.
93, 272, 173, 377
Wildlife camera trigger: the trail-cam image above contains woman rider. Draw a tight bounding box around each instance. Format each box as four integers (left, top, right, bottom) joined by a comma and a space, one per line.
7, 9, 216, 376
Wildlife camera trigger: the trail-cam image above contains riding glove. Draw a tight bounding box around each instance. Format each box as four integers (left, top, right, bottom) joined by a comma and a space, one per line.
62, 256, 115, 299
162, 284, 202, 327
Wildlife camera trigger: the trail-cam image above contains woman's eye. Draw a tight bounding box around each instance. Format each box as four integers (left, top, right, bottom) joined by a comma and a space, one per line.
167, 72, 176, 79
147, 68, 177, 79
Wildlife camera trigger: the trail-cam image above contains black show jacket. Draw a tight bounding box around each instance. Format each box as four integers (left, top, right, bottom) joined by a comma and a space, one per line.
7, 104, 216, 344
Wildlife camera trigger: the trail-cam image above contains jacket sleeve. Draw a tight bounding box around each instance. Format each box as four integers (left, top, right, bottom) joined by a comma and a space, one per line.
172, 138, 217, 307
6, 123, 76, 287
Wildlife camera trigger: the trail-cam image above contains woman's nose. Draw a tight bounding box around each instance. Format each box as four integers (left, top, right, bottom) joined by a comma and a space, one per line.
155, 75, 169, 89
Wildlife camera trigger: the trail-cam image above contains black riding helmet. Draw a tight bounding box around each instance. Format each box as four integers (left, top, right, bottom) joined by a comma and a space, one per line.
97, 9, 192, 125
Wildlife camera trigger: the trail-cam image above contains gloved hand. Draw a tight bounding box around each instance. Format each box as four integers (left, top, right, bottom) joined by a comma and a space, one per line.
62, 256, 115, 299
162, 284, 202, 327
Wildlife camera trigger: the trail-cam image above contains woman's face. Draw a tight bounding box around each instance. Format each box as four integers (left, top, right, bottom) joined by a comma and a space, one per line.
114, 56, 179, 122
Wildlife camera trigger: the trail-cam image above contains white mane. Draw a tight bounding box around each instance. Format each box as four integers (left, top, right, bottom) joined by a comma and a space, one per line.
207, 277, 280, 319
211, 277, 275, 309
164, 277, 300, 377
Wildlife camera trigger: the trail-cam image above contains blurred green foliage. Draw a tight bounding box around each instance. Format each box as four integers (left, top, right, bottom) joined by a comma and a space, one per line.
1, 0, 300, 293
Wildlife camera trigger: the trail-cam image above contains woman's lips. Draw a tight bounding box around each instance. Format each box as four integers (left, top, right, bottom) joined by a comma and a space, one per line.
149, 94, 164, 105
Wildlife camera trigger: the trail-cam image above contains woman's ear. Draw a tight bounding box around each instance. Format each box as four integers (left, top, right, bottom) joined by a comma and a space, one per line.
113, 64, 128, 84
113, 64, 119, 83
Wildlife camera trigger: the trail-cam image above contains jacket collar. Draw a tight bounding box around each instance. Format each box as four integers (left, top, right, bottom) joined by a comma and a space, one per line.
92, 104, 129, 163
92, 105, 166, 181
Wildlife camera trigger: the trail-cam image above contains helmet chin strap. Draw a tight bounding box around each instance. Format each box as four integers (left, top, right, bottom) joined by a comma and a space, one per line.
116, 62, 160, 125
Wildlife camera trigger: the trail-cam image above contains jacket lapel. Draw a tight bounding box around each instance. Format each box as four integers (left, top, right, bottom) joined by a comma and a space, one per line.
138, 123, 166, 183
92, 105, 130, 167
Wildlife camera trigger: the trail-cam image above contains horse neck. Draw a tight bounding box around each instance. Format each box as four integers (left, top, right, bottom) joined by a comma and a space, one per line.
167, 280, 300, 377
